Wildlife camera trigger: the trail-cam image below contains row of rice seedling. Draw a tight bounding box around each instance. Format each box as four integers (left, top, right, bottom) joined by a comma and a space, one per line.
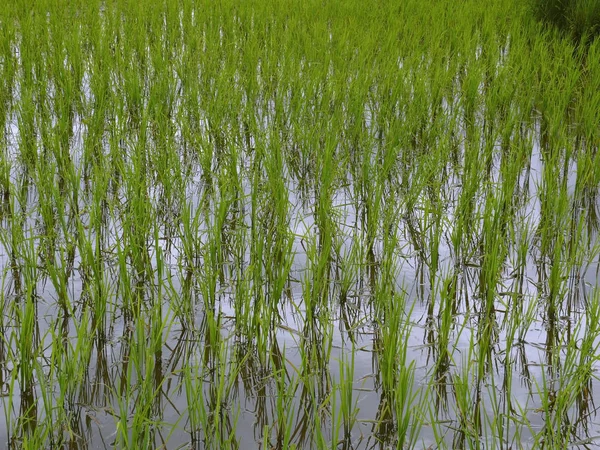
0, 0, 599, 448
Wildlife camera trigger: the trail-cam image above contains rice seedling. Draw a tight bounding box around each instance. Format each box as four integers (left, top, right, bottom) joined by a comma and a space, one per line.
1, 0, 600, 448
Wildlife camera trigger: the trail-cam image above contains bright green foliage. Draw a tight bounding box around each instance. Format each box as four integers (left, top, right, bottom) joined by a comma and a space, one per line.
0, 0, 600, 448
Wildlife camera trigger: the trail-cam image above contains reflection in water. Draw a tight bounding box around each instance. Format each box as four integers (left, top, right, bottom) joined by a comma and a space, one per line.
1, 6, 600, 450
2, 134, 600, 448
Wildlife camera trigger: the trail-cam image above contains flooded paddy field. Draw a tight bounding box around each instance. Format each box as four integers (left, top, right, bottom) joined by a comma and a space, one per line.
1, 0, 600, 448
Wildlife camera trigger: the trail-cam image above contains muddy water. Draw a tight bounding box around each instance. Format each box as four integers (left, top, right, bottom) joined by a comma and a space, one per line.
1, 52, 600, 448
1, 132, 599, 450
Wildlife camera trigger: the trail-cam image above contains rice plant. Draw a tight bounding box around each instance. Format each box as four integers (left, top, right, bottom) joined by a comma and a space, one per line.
0, 0, 599, 448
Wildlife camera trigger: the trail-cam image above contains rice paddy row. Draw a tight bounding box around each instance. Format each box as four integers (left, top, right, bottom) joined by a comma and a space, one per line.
1, 0, 600, 448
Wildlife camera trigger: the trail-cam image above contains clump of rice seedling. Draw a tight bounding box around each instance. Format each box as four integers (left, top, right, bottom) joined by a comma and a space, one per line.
531, 0, 600, 45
